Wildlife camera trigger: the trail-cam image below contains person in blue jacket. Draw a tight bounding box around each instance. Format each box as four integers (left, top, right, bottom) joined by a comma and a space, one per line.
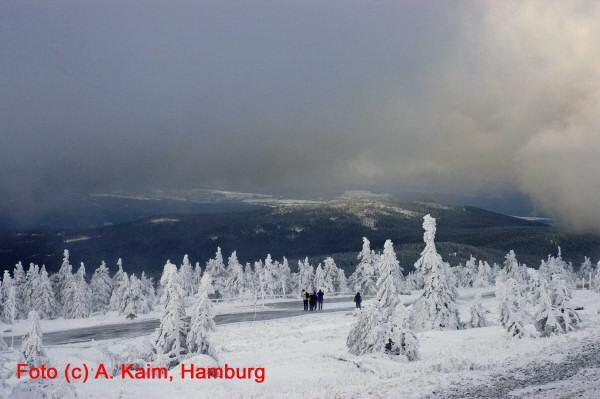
317, 289, 324, 311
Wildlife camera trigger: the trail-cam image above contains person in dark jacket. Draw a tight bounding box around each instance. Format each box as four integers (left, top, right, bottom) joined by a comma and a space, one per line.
309, 291, 317, 311
354, 292, 362, 309
302, 290, 309, 311
317, 290, 324, 311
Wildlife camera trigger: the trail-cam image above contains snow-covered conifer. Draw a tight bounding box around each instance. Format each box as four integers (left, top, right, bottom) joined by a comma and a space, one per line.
153, 261, 188, 368
297, 257, 314, 295
579, 257, 594, 289
193, 262, 202, 290
412, 215, 460, 331
90, 261, 112, 313
1, 271, 16, 323
347, 239, 418, 360
140, 271, 156, 309
350, 237, 377, 295
469, 293, 488, 328
313, 263, 326, 292
179, 254, 195, 297
322, 257, 339, 294
22, 263, 40, 317
205, 247, 227, 297
461, 256, 477, 288
279, 257, 292, 297
109, 258, 126, 311
534, 274, 579, 336
242, 262, 256, 300
224, 251, 244, 298
473, 261, 493, 288
499, 278, 526, 338
13, 262, 27, 318
187, 273, 216, 356
21, 311, 45, 367
121, 274, 151, 316
62, 263, 91, 319
32, 266, 57, 319
51, 250, 73, 307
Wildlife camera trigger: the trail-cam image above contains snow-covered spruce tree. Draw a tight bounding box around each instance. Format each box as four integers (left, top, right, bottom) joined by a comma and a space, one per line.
205, 247, 227, 298
579, 257, 594, 289
187, 273, 216, 356
51, 250, 73, 308
12, 262, 26, 317
297, 257, 314, 295
499, 278, 526, 338
412, 215, 460, 331
474, 261, 493, 288
503, 250, 523, 282
153, 261, 188, 368
461, 256, 477, 288
22, 263, 40, 317
322, 257, 339, 294
109, 258, 126, 311
21, 311, 46, 367
179, 254, 195, 298
263, 254, 279, 297
140, 271, 156, 309
350, 237, 378, 295
534, 274, 580, 336
193, 262, 202, 290
254, 260, 266, 301
347, 239, 419, 360
336, 268, 349, 294
90, 261, 112, 313
242, 262, 256, 300
593, 263, 600, 292
313, 263, 326, 292
469, 293, 488, 328
1, 270, 16, 323
279, 257, 292, 297
378, 241, 403, 292
224, 251, 244, 298
121, 274, 151, 317
33, 266, 57, 319
62, 263, 92, 319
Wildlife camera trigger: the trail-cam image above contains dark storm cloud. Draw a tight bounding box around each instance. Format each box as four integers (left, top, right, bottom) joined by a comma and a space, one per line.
1, 1, 599, 230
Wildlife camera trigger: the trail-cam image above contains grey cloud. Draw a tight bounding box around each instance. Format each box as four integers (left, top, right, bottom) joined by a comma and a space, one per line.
1, 1, 599, 230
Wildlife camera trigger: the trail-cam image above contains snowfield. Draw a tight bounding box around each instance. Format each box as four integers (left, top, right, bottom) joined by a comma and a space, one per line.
3, 288, 600, 398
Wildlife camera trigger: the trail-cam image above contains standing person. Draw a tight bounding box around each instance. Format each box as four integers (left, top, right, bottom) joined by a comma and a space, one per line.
302, 290, 309, 311
309, 291, 317, 311
354, 292, 362, 309
317, 289, 324, 311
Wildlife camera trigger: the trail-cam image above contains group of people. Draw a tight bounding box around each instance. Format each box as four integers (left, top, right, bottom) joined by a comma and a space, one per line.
302, 289, 324, 311
301, 290, 363, 311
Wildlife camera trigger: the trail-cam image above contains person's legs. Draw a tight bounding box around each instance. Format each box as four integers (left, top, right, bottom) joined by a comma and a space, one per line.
318, 301, 322, 310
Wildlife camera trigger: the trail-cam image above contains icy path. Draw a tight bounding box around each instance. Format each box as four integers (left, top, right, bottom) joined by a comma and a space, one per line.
426, 335, 600, 399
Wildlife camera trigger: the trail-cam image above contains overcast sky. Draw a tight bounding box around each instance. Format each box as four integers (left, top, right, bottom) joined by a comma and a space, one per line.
1, 0, 599, 231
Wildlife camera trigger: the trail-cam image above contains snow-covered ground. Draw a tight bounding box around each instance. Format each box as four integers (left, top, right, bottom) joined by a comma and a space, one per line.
3, 287, 600, 398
